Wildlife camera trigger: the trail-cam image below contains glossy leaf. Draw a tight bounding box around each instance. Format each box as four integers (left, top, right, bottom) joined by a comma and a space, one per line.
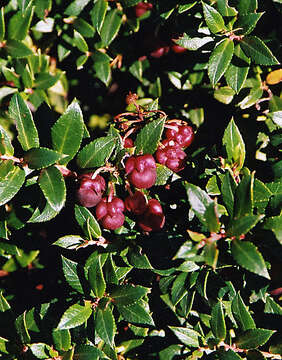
62, 256, 84, 294
88, 255, 106, 298
52, 329, 71, 351
24, 147, 64, 169
168, 326, 201, 347
231, 239, 270, 279
235, 13, 263, 36
93, 59, 111, 86
205, 201, 220, 233
57, 302, 92, 330
263, 215, 282, 244
95, 307, 116, 346
75, 205, 101, 239
64, 0, 91, 16
135, 117, 165, 155
211, 302, 226, 340
202, 2, 226, 34
204, 242, 219, 269
238, 87, 263, 109
237, 0, 258, 14
227, 215, 262, 237
0, 125, 14, 155
110, 284, 150, 306
216, 0, 237, 16
218, 349, 243, 360
15, 311, 31, 344
221, 172, 237, 217
155, 164, 174, 186
74, 30, 88, 52
208, 39, 234, 86
7, 5, 34, 41
5, 39, 33, 57
91, 0, 108, 34
28, 201, 58, 223
8, 93, 39, 151
51, 99, 84, 165
233, 173, 254, 219
175, 33, 213, 51
232, 293, 256, 331
34, 73, 61, 90
0, 166, 25, 206
240, 36, 279, 65
235, 328, 275, 349
117, 300, 154, 326
53, 235, 85, 249
100, 9, 122, 47
265, 296, 282, 315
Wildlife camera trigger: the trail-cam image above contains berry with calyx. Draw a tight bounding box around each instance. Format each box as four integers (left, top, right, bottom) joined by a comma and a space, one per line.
165, 122, 194, 148
125, 191, 147, 215
134, 2, 153, 17
156, 139, 187, 173
138, 199, 165, 232
77, 173, 106, 208
125, 154, 157, 189
96, 197, 125, 230
124, 137, 134, 148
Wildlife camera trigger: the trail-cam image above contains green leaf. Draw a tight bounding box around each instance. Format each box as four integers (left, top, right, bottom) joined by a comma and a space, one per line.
24, 147, 65, 169
127, 247, 153, 269
155, 164, 174, 186
225, 45, 250, 93
240, 36, 279, 65
77, 136, 116, 168
120, 0, 140, 7
74, 18, 95, 38
171, 272, 188, 306
233, 173, 254, 218
8, 93, 39, 151
117, 300, 155, 326
15, 311, 31, 344
0, 87, 18, 103
28, 201, 58, 223
210, 302, 226, 340
0, 125, 14, 155
100, 9, 122, 47
34, 0, 52, 19
168, 326, 201, 347
202, 2, 226, 34
91, 0, 108, 34
253, 179, 272, 212
0, 166, 25, 206
88, 254, 106, 298
53, 235, 85, 249
231, 293, 256, 331
5, 39, 33, 58
216, 0, 237, 16
227, 214, 262, 237
74, 30, 88, 52
204, 242, 219, 269
214, 86, 235, 104
176, 34, 213, 51
0, 7, 4, 42
93, 59, 111, 86
110, 284, 150, 306
30, 343, 55, 359
265, 296, 282, 315
135, 117, 165, 155
52, 329, 71, 351
235, 13, 263, 35
0, 292, 11, 312
238, 87, 263, 109
205, 201, 220, 232
33, 17, 54, 33
218, 349, 243, 360
223, 118, 245, 172
237, 0, 258, 14
208, 39, 234, 86
74, 205, 101, 239
129, 60, 143, 82
95, 307, 116, 347
57, 302, 92, 330
51, 99, 84, 165
62, 256, 84, 294
7, 5, 34, 40
235, 328, 275, 349
263, 215, 282, 244
38, 166, 66, 212
231, 239, 270, 279
34, 72, 61, 89
64, 0, 91, 16
74, 345, 103, 360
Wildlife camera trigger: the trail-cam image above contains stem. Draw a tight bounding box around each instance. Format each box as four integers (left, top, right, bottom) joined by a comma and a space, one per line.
0, 154, 23, 164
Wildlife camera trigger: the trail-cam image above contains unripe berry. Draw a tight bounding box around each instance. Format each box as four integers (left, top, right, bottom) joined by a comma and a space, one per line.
77, 173, 106, 208
137, 199, 165, 232
125, 191, 147, 215
134, 2, 153, 17
125, 154, 157, 189
165, 122, 194, 148
96, 197, 125, 230
156, 139, 187, 173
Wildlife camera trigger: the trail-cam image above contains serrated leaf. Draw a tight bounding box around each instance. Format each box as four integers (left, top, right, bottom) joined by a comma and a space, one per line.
223, 118, 245, 172
64, 0, 91, 16
74, 205, 101, 239
30, 343, 54, 359
24, 147, 64, 169
77, 136, 116, 168
5, 39, 33, 57
171, 272, 188, 306
38, 166, 66, 212
117, 300, 154, 326
127, 247, 153, 269
0, 125, 14, 156
208, 39, 234, 86
231, 239, 270, 279
218, 349, 243, 360
135, 117, 165, 155
88, 255, 106, 298
57, 303, 92, 330
91, 0, 108, 34
235, 328, 275, 349
28, 201, 58, 223
74, 345, 104, 360
202, 2, 226, 34
233, 173, 254, 218
235, 13, 263, 36
211, 302, 226, 340
155, 164, 174, 185
95, 307, 116, 347
253, 179, 272, 212
263, 215, 282, 244
265, 296, 282, 315
51, 99, 84, 165
168, 326, 201, 347
232, 293, 256, 331
100, 9, 122, 47
53, 235, 85, 249
8, 93, 39, 151
110, 284, 150, 306
0, 166, 25, 206
240, 36, 279, 65
227, 215, 262, 237
62, 256, 84, 294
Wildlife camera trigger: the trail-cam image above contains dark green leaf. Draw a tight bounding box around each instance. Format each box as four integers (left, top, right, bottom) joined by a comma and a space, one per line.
0, 125, 14, 155
62, 256, 84, 294
74, 30, 88, 52
93, 59, 111, 86
8, 93, 39, 151
127, 247, 153, 269
77, 136, 116, 168
15, 312, 31, 344
171, 272, 188, 305
233, 173, 254, 218
7, 5, 34, 40
75, 205, 101, 239
34, 72, 61, 89
88, 255, 106, 298
218, 349, 243, 360
129, 60, 143, 82
120, 0, 140, 7
232, 293, 256, 331
100, 9, 122, 47
51, 99, 84, 165
110, 284, 150, 306
235, 13, 263, 35
34, 0, 52, 19
263, 215, 282, 244
168, 326, 201, 347
74, 345, 103, 360
204, 242, 219, 269
135, 117, 165, 155
237, 0, 258, 14
117, 300, 154, 326
52, 329, 71, 351
211, 302, 226, 340
265, 296, 282, 315
208, 39, 234, 86
227, 215, 262, 237
5, 39, 33, 57
238, 87, 263, 109
221, 172, 236, 218
202, 2, 226, 34
38, 166, 66, 212
53, 235, 85, 249
57, 302, 92, 330
64, 0, 91, 16
216, 0, 237, 16
74, 18, 95, 38
235, 328, 275, 349
231, 239, 270, 279
240, 36, 279, 65
95, 307, 116, 346
0, 166, 25, 206
28, 201, 58, 223
253, 179, 272, 212
91, 0, 108, 34
205, 201, 220, 232
24, 147, 65, 169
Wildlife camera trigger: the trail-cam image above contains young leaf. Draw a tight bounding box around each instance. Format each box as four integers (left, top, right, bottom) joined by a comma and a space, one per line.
0, 166, 25, 206
5, 39, 33, 58
202, 2, 226, 34
77, 136, 116, 168
100, 9, 122, 47
24, 147, 65, 169
110, 284, 150, 306
227, 214, 262, 237
75, 205, 101, 239
95, 307, 116, 347
62, 256, 84, 294
117, 300, 155, 326
235, 328, 275, 349
240, 36, 279, 65
233, 173, 254, 219
51, 99, 84, 165
210, 302, 226, 340
168, 326, 201, 347
88, 255, 106, 298
235, 13, 263, 36
231, 293, 256, 331
90, 0, 108, 34
57, 302, 92, 330
231, 239, 270, 279
208, 39, 234, 86
38, 166, 66, 212
135, 117, 165, 155
8, 93, 39, 151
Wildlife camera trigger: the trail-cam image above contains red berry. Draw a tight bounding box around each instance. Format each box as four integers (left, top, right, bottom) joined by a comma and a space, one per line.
77, 173, 106, 208
150, 43, 170, 58
165, 122, 194, 148
125, 191, 147, 215
171, 43, 187, 54
156, 139, 187, 173
96, 197, 125, 230
124, 137, 134, 148
134, 2, 153, 17
138, 199, 165, 232
125, 154, 157, 189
